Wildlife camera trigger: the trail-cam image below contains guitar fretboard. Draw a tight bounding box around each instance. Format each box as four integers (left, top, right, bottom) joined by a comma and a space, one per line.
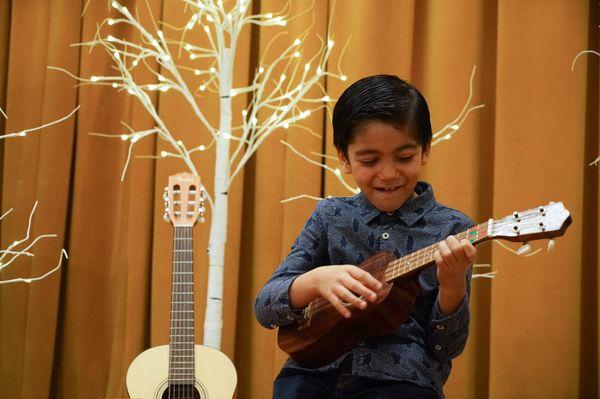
169, 226, 195, 385
381, 222, 490, 282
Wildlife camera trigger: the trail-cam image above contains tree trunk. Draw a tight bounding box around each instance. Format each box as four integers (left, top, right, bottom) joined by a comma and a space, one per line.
203, 49, 232, 350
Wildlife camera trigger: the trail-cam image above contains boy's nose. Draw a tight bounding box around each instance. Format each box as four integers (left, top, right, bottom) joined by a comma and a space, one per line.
378, 162, 398, 180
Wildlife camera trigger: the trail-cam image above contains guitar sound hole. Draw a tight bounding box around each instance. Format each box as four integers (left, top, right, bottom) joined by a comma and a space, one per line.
162, 384, 202, 399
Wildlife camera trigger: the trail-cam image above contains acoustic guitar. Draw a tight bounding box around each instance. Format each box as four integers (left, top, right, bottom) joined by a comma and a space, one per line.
126, 173, 237, 399
278, 201, 572, 368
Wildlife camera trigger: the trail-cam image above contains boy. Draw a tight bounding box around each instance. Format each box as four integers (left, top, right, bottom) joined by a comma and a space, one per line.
254, 75, 476, 399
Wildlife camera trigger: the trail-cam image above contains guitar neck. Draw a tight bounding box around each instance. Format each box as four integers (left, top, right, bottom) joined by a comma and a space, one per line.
382, 221, 492, 282
169, 225, 195, 385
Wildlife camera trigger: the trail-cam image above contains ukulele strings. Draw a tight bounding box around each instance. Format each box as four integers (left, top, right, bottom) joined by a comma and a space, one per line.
303, 210, 547, 319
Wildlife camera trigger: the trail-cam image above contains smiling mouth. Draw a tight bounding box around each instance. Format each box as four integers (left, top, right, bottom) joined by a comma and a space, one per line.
375, 186, 401, 192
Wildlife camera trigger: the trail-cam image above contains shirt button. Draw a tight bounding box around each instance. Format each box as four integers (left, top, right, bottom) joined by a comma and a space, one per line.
386, 212, 394, 216
436, 324, 445, 330
435, 345, 442, 351
358, 340, 365, 346
382, 232, 390, 240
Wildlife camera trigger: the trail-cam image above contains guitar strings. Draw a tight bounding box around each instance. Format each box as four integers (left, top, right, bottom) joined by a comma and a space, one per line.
170, 226, 195, 398
303, 211, 551, 320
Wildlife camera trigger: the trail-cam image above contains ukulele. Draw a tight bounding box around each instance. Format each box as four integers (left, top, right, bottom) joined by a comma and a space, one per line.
278, 201, 572, 368
126, 173, 237, 398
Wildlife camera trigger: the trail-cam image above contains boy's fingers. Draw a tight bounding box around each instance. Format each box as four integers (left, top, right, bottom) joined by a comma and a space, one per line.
325, 291, 351, 318
438, 240, 457, 265
334, 285, 367, 309
345, 278, 377, 302
434, 249, 444, 267
347, 266, 383, 291
461, 239, 477, 261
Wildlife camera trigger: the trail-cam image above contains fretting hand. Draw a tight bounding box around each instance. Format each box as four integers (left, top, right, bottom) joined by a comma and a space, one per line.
434, 235, 477, 315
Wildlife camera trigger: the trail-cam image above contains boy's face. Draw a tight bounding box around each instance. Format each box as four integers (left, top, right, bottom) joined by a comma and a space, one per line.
337, 121, 430, 212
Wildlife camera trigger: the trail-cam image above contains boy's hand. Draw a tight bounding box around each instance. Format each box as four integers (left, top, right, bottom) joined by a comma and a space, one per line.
434, 235, 477, 315
290, 265, 384, 319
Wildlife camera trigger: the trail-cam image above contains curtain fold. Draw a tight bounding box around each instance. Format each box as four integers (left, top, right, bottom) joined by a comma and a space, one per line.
0, 1, 597, 398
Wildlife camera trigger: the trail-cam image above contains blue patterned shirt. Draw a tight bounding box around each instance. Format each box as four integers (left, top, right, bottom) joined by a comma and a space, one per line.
254, 181, 473, 398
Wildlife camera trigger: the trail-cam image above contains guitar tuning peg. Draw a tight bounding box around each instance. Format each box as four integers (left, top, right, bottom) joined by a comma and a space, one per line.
199, 216, 206, 223
516, 242, 532, 256
163, 212, 170, 222
547, 239, 555, 253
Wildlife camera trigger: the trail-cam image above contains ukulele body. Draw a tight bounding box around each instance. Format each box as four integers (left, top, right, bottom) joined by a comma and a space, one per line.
277, 251, 422, 368
126, 344, 237, 399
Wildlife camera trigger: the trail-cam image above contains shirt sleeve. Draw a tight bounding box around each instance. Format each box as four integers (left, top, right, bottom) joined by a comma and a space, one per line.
254, 202, 329, 329
426, 216, 474, 362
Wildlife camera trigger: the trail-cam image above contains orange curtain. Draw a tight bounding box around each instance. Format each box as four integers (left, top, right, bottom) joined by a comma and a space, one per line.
0, 1, 597, 398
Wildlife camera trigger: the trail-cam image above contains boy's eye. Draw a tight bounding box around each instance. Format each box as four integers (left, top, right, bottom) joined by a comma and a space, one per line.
397, 155, 414, 162
359, 159, 377, 165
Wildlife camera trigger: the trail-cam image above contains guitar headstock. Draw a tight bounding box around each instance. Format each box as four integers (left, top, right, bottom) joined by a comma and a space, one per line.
163, 173, 206, 226
490, 202, 572, 242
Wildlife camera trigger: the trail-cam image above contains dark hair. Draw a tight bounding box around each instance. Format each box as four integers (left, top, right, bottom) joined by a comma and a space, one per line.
332, 75, 432, 156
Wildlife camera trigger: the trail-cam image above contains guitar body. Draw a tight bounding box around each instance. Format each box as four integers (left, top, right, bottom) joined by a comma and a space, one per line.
278, 251, 422, 368
126, 344, 237, 399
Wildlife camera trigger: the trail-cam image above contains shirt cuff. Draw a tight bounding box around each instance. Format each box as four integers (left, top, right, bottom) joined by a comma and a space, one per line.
430, 293, 469, 333
272, 277, 307, 327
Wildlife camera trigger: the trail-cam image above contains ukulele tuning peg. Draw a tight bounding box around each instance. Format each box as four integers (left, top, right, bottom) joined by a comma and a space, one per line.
516, 242, 532, 256
199, 216, 206, 223
163, 212, 170, 222
547, 239, 555, 253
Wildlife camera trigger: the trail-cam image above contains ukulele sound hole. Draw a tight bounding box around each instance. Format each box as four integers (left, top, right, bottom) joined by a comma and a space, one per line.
162, 384, 202, 399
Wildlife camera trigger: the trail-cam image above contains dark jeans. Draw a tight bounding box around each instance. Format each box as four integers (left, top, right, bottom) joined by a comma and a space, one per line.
273, 357, 440, 399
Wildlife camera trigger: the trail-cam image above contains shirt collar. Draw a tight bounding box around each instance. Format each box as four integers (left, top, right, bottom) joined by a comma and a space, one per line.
354, 181, 436, 226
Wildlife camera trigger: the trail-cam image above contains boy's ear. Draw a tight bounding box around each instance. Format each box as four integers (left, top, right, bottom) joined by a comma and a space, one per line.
421, 142, 431, 165
337, 149, 352, 173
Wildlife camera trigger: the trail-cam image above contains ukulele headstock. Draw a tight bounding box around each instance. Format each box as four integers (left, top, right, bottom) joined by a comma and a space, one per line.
163, 173, 206, 227
489, 202, 571, 242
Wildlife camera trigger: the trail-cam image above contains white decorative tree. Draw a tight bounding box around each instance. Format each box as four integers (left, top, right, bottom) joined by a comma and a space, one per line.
0, 106, 76, 285
572, 50, 599, 166
53, 0, 345, 350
